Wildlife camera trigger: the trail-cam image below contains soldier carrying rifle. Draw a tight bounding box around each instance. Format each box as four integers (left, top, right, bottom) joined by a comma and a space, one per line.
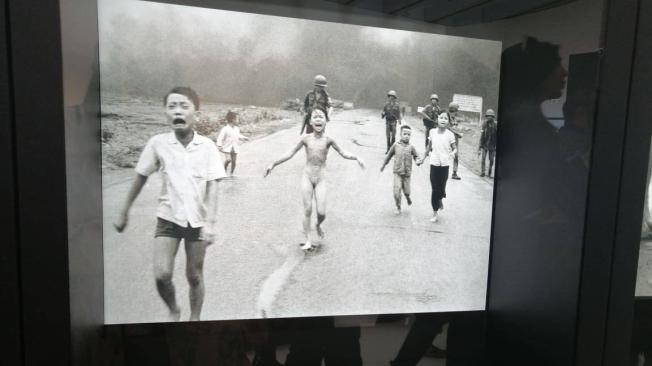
420, 94, 442, 149
382, 90, 402, 153
301, 74, 331, 135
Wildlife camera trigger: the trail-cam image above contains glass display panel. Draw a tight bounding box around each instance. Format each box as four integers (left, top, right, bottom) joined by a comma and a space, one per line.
99, 0, 500, 323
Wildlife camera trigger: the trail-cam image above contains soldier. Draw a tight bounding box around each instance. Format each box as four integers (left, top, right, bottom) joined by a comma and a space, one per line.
382, 90, 402, 153
420, 94, 442, 149
301, 74, 331, 135
478, 109, 497, 178
447, 102, 464, 180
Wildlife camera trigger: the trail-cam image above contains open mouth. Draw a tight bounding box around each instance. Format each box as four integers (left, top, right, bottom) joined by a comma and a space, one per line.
173, 118, 186, 125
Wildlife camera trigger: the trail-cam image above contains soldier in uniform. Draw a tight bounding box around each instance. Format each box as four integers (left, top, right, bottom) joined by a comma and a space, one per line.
382, 90, 402, 153
478, 109, 497, 178
419, 94, 442, 149
447, 102, 464, 180
301, 74, 331, 135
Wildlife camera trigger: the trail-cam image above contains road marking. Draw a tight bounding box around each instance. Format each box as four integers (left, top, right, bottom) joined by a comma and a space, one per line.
256, 247, 305, 318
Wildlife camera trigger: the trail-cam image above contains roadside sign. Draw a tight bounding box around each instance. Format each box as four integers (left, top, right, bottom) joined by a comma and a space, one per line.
452, 94, 483, 123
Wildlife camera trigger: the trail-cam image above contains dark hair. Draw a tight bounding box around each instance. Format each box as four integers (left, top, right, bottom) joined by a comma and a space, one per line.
310, 106, 329, 120
400, 125, 412, 131
164, 86, 200, 110
500, 37, 561, 103
226, 110, 238, 122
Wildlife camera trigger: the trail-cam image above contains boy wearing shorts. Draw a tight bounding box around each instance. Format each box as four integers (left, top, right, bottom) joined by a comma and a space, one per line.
114, 86, 226, 321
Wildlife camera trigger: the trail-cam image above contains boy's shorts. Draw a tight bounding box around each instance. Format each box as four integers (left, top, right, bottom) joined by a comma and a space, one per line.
155, 218, 203, 242
394, 173, 411, 195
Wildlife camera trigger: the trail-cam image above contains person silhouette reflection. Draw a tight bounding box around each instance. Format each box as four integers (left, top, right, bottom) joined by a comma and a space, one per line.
390, 36, 598, 366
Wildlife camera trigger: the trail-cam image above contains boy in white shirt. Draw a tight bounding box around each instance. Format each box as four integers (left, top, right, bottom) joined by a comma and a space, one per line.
114, 87, 226, 321
216, 110, 249, 176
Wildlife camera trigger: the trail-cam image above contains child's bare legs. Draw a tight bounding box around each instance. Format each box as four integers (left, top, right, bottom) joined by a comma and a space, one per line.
224, 156, 231, 174
314, 180, 327, 239
301, 174, 315, 246
403, 175, 412, 205
230, 151, 237, 174
393, 174, 402, 212
185, 240, 207, 321
154, 237, 182, 321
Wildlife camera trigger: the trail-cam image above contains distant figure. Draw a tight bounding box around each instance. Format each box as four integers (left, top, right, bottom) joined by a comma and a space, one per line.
113, 87, 226, 321
382, 90, 402, 153
265, 107, 365, 251
420, 94, 442, 149
301, 74, 331, 135
381, 125, 421, 215
478, 109, 497, 178
216, 110, 249, 176
418, 112, 457, 223
447, 102, 464, 180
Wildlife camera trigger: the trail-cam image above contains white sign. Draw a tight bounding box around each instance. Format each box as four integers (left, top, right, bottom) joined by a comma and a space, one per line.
453, 94, 483, 114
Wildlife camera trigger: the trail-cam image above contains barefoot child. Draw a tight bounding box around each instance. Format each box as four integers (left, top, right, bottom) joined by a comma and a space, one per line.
113, 87, 226, 321
418, 112, 457, 223
216, 110, 249, 176
264, 107, 365, 251
381, 125, 420, 214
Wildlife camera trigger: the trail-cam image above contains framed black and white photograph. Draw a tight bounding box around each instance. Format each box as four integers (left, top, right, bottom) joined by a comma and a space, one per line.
100, 0, 501, 324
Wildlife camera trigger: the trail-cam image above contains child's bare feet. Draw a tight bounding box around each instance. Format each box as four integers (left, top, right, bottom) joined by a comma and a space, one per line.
405, 195, 412, 205
169, 307, 181, 322
394, 207, 401, 215
300, 241, 313, 251
316, 225, 325, 239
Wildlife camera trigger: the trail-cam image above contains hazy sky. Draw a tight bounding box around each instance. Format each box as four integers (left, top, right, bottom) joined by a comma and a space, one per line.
98, 0, 501, 108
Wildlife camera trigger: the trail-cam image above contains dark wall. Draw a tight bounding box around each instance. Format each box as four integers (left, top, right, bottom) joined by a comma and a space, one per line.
0, 0, 23, 364
7, 0, 72, 364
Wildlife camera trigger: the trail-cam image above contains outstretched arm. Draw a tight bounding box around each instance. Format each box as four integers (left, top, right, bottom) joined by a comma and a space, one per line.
114, 174, 148, 232
265, 139, 305, 177
329, 137, 365, 169
381, 145, 395, 172
418, 140, 432, 165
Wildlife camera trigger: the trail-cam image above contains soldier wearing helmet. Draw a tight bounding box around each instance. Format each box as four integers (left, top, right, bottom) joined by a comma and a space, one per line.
382, 90, 402, 153
301, 74, 332, 134
448, 102, 464, 180
478, 108, 497, 178
420, 93, 442, 149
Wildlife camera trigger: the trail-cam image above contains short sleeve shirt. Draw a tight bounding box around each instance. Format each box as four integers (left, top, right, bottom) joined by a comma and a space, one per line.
390, 142, 418, 176
429, 129, 456, 167
216, 125, 244, 154
135, 132, 227, 228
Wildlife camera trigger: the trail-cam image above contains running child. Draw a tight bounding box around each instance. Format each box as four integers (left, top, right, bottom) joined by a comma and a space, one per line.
113, 86, 226, 321
381, 125, 420, 214
216, 110, 249, 176
264, 107, 365, 251
418, 112, 457, 223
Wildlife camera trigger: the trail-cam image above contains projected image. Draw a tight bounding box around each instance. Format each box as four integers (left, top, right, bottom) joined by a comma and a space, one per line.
636, 140, 652, 297
100, 0, 501, 323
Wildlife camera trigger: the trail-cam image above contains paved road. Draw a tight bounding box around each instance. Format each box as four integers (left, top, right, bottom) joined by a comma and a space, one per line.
104, 109, 493, 324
